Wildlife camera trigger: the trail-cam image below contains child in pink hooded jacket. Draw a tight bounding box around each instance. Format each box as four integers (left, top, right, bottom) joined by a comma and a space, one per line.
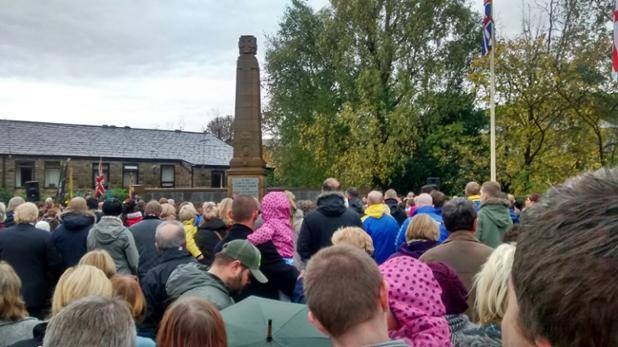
248, 191, 295, 264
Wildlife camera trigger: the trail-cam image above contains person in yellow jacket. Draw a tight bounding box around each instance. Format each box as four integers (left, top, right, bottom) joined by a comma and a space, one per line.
178, 205, 204, 261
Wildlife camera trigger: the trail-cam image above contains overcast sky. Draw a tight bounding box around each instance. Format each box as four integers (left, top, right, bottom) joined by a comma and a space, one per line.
0, 0, 528, 131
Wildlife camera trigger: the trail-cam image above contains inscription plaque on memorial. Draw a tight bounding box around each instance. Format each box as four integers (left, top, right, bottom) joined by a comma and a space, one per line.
231, 177, 260, 198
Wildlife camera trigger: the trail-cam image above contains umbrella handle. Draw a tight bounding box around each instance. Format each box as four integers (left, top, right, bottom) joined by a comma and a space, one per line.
267, 319, 273, 342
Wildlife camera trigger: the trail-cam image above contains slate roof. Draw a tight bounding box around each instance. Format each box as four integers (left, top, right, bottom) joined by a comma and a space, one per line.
0, 119, 233, 167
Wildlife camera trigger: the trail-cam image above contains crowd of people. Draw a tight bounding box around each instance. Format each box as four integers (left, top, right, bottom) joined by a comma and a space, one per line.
0, 166, 616, 346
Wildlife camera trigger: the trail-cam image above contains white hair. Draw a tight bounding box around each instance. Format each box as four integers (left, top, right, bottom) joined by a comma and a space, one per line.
414, 193, 433, 207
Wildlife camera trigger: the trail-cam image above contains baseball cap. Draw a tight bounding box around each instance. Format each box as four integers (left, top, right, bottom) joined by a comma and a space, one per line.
221, 239, 268, 283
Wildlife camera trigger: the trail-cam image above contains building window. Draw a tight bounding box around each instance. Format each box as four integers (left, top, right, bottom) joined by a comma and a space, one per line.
92, 163, 110, 189
44, 161, 61, 188
161, 165, 175, 188
122, 163, 139, 188
211, 170, 225, 188
15, 161, 34, 188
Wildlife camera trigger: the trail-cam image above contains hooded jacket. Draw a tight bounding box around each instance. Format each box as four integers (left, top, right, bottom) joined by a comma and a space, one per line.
476, 198, 513, 248
297, 192, 363, 262
51, 211, 96, 271
87, 216, 139, 275
379, 256, 451, 346
362, 204, 399, 264
248, 191, 294, 258
384, 198, 407, 226
166, 262, 233, 310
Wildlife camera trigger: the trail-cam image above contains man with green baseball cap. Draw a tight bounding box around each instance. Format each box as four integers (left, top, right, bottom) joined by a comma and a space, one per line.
166, 239, 268, 310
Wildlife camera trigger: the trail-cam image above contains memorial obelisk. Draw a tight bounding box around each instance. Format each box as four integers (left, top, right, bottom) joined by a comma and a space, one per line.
227, 35, 266, 198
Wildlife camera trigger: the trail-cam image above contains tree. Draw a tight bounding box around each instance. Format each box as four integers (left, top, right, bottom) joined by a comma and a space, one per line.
265, 0, 481, 189
205, 115, 233, 144
470, 0, 617, 194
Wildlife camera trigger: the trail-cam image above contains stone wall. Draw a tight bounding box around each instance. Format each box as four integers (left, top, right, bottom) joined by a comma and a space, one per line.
0, 155, 227, 197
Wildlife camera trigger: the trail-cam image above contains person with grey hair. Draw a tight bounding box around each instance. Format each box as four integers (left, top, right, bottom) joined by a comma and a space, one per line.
140, 221, 195, 338
0, 203, 62, 319
395, 193, 448, 247
5, 196, 25, 228
43, 296, 136, 347
130, 200, 164, 279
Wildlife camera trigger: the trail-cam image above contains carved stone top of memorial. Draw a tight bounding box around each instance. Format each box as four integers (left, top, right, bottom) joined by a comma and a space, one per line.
239, 35, 257, 55
229, 35, 265, 173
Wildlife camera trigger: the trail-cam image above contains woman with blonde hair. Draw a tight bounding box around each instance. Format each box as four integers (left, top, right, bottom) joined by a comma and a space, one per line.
392, 214, 440, 259
444, 243, 515, 347
157, 297, 227, 347
5, 196, 25, 228
0, 261, 41, 346
51, 265, 113, 316
178, 204, 203, 261
160, 203, 177, 221
11, 265, 113, 347
331, 226, 374, 257
78, 249, 117, 279
217, 198, 234, 228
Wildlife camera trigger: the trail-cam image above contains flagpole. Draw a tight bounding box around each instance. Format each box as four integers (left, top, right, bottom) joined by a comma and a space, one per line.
489, 2, 496, 182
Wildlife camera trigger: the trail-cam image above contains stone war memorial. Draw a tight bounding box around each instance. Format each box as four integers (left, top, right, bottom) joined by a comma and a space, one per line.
227, 35, 267, 199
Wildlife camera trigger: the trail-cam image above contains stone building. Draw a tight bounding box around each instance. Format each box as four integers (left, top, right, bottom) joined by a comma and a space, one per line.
0, 120, 232, 198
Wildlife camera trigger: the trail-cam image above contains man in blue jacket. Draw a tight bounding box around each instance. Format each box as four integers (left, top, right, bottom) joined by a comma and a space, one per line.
362, 191, 399, 264
395, 193, 447, 247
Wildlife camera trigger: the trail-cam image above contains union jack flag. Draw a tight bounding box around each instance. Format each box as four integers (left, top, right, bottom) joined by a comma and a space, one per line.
482, 0, 493, 56
95, 158, 106, 199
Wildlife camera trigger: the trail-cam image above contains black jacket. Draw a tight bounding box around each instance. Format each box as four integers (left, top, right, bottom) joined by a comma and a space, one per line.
140, 248, 195, 337
214, 224, 299, 301
297, 192, 363, 262
0, 224, 62, 314
129, 216, 163, 279
51, 211, 95, 271
213, 223, 252, 254
195, 218, 227, 266
348, 197, 365, 216
4, 211, 15, 228
385, 198, 407, 226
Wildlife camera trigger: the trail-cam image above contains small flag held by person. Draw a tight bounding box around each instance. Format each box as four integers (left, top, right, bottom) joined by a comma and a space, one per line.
482, 0, 493, 56
95, 158, 106, 199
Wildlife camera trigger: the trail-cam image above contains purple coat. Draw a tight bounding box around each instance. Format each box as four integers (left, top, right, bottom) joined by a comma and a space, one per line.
390, 240, 440, 260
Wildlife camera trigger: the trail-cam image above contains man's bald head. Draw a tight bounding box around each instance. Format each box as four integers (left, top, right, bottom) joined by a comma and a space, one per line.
465, 181, 480, 196
322, 178, 341, 192
155, 221, 186, 250
367, 191, 384, 205
414, 193, 433, 207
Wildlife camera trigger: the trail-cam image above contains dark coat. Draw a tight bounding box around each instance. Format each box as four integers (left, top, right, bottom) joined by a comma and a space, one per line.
420, 231, 493, 321
129, 216, 163, 279
214, 224, 298, 301
239, 240, 299, 301
4, 211, 15, 228
140, 248, 195, 338
0, 224, 62, 316
195, 218, 227, 266
213, 223, 252, 254
51, 211, 95, 271
297, 192, 363, 262
348, 197, 365, 216
385, 198, 407, 226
